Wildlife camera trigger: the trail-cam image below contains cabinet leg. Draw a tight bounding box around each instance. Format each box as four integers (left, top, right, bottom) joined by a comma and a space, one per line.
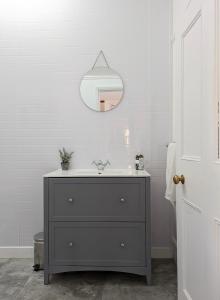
146, 273, 152, 285
44, 271, 50, 285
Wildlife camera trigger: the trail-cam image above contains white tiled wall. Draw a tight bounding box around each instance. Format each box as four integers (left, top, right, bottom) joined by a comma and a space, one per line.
0, 0, 171, 251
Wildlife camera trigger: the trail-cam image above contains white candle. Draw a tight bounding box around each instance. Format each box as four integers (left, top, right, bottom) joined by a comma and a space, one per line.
124, 129, 130, 145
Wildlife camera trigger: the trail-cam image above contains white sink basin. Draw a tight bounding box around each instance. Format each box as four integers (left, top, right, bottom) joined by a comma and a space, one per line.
44, 169, 150, 178
76, 170, 100, 175
96, 169, 125, 175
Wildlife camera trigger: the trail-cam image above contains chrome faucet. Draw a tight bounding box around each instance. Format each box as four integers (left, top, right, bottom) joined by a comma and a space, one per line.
92, 160, 111, 172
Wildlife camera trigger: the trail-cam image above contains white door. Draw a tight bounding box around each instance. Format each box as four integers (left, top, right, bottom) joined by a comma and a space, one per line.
173, 0, 220, 299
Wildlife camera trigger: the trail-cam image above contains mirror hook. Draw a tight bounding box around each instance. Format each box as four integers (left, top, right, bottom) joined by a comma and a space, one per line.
92, 50, 110, 70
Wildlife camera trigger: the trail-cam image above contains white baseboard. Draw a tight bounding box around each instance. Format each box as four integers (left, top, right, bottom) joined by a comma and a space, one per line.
0, 246, 173, 259
0, 247, 33, 258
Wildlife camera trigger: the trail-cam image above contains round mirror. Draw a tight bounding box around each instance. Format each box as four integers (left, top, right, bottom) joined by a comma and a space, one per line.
80, 51, 124, 112
80, 67, 124, 112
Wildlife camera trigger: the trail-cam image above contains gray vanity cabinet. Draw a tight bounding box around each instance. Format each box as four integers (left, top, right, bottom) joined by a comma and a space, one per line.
44, 176, 151, 284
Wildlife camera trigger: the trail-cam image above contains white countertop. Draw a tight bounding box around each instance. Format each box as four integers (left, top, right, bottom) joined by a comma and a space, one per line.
43, 169, 151, 178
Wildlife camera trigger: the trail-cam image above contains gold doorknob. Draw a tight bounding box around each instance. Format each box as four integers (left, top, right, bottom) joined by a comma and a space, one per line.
173, 175, 185, 185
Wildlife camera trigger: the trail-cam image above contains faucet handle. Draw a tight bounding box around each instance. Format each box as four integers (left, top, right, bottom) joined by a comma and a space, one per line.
92, 160, 110, 169
92, 160, 98, 166
105, 160, 111, 166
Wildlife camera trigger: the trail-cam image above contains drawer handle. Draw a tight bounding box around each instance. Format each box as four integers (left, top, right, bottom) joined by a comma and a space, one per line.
120, 198, 126, 203
120, 242, 126, 248
68, 242, 73, 247
67, 198, 73, 203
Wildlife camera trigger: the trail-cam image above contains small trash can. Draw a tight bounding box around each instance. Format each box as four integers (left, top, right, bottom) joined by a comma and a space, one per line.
33, 232, 44, 271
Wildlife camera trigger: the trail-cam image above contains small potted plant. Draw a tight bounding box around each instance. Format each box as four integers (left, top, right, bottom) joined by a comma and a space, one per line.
59, 148, 74, 171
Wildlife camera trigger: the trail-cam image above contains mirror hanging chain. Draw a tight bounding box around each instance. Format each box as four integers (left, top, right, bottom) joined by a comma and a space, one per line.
92, 50, 110, 70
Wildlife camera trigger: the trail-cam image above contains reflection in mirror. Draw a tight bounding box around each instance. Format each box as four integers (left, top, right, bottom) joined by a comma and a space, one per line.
80, 51, 124, 112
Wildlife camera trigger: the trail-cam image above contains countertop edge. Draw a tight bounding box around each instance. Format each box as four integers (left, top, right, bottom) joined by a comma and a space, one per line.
43, 169, 151, 178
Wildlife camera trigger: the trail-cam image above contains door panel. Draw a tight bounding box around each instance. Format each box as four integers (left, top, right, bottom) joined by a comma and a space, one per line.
182, 199, 204, 300
178, 5, 205, 299
173, 0, 220, 299
181, 12, 202, 161
214, 218, 220, 299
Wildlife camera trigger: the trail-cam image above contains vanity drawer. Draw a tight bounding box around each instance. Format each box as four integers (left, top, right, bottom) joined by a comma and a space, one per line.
49, 222, 146, 267
49, 178, 146, 221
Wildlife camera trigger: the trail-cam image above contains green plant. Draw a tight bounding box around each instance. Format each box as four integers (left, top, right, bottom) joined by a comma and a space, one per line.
59, 148, 74, 164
